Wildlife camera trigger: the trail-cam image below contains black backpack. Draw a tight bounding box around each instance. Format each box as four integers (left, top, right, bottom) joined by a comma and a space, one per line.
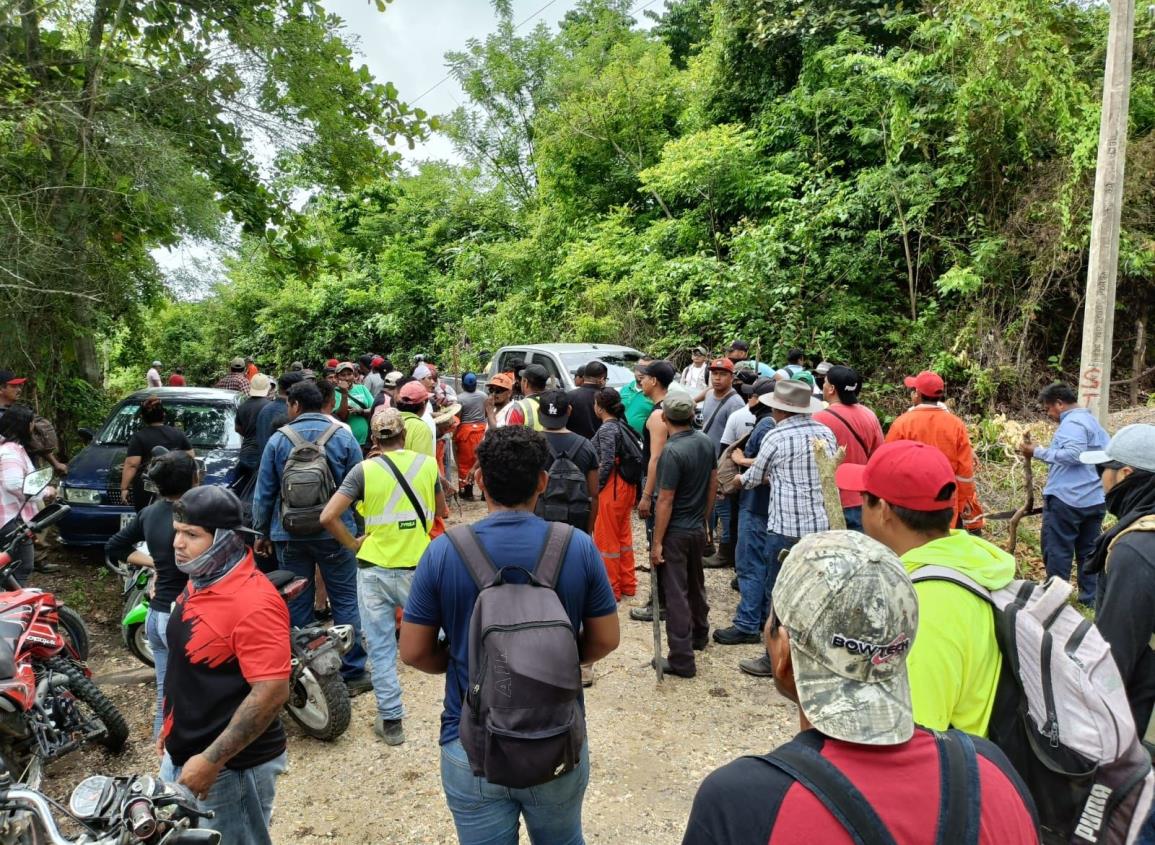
535, 438, 591, 530
447, 523, 585, 789
616, 423, 644, 487
277, 423, 340, 535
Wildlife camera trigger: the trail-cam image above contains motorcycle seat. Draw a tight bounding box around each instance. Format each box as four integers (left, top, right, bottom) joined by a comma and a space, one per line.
265, 570, 298, 591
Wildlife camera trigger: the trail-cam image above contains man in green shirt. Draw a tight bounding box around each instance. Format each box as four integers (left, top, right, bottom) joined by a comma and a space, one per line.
334, 362, 374, 447
621, 357, 656, 437
651, 390, 718, 678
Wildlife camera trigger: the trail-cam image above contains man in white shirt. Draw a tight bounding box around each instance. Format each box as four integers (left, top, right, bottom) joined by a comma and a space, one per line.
147, 361, 163, 388
680, 347, 710, 392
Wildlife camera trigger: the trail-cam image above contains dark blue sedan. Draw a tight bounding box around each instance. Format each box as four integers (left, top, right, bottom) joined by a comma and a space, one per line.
58, 387, 243, 547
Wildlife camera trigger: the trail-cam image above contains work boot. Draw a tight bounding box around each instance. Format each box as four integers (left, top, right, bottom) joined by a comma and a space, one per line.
461, 484, 474, 501
738, 654, 775, 678
702, 542, 717, 558
713, 626, 761, 646
651, 657, 695, 679
374, 717, 405, 746
702, 541, 734, 569
345, 672, 373, 697
629, 604, 667, 622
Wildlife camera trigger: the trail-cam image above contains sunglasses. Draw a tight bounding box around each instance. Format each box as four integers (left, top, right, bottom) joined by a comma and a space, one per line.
1096, 460, 1125, 477
487, 386, 509, 394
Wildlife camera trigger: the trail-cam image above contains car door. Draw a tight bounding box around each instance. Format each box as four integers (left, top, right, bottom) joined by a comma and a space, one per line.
528, 351, 568, 390
492, 348, 529, 378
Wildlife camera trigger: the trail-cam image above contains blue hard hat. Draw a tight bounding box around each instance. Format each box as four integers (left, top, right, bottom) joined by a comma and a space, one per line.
463, 372, 478, 390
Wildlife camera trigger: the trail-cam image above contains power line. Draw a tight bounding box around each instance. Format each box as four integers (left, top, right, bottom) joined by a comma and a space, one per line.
411, 0, 561, 106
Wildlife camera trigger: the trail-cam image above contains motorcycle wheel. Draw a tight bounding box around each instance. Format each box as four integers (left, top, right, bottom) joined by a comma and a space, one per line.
285, 667, 350, 742
44, 657, 129, 752
125, 621, 154, 668
56, 606, 90, 662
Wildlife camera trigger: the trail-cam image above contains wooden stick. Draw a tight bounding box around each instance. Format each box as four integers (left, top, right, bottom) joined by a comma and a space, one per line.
651, 566, 663, 683
1008, 434, 1035, 555
813, 439, 847, 530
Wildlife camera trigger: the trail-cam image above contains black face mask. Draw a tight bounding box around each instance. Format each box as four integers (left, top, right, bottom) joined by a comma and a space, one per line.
1105, 470, 1155, 519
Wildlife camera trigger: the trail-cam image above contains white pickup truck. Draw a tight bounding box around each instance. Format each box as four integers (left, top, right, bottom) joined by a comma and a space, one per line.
481, 343, 645, 392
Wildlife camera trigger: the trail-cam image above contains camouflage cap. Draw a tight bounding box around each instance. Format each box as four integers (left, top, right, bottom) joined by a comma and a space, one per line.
371, 407, 405, 438
772, 530, 918, 746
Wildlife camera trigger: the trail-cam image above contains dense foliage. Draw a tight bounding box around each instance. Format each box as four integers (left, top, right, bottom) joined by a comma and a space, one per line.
23, 0, 1155, 420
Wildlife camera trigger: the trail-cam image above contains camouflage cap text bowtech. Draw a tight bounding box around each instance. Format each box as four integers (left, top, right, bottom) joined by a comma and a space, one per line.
773, 531, 919, 746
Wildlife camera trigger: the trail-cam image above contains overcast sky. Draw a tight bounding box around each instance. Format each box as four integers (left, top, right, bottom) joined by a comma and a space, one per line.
321, 0, 585, 163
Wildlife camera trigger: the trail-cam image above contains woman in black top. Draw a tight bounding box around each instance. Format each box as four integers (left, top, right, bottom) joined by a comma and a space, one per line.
105, 449, 197, 737
120, 398, 193, 511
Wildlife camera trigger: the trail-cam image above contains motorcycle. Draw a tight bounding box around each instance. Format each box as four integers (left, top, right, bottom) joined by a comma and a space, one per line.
0, 770, 218, 844
267, 571, 355, 742
0, 469, 128, 788
104, 554, 353, 742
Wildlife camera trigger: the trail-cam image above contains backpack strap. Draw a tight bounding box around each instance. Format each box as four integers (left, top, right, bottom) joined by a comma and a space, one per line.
749, 745, 899, 845
279, 424, 306, 448
910, 566, 993, 605
533, 523, 574, 589
446, 525, 500, 590
315, 423, 341, 448
933, 730, 981, 845
1105, 514, 1155, 566
702, 390, 736, 433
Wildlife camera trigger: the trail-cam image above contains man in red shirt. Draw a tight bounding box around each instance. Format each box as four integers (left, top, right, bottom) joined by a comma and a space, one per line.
813, 365, 883, 531
159, 486, 291, 845
682, 531, 1038, 845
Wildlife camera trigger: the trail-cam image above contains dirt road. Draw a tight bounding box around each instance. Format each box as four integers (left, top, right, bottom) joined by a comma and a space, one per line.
41, 501, 797, 844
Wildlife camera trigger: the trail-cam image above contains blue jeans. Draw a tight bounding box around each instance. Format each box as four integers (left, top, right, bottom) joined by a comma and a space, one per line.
1041, 495, 1105, 605
276, 538, 366, 678
711, 496, 733, 545
440, 738, 590, 845
160, 751, 286, 845
146, 608, 170, 739
733, 508, 770, 635
764, 532, 799, 616
843, 506, 863, 532
1138, 804, 1155, 845
357, 566, 412, 721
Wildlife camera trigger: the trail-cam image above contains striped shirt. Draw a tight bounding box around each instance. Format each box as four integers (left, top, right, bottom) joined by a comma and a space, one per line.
741, 415, 837, 538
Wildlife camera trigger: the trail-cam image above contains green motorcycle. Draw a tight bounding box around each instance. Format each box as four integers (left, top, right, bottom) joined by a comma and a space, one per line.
106, 549, 153, 667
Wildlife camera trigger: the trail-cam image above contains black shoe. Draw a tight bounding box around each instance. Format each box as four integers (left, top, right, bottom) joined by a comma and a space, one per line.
730, 576, 739, 592
461, 485, 474, 501
703, 543, 717, 558
713, 626, 761, 646
738, 654, 775, 678
33, 561, 61, 574
344, 672, 373, 696
630, 605, 667, 622
703, 541, 734, 569
315, 606, 333, 622
651, 657, 695, 678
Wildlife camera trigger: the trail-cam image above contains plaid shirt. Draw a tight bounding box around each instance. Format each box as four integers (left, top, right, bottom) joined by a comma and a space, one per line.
214, 372, 251, 395
741, 414, 837, 538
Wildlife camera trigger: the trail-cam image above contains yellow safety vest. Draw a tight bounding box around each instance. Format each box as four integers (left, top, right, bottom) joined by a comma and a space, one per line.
355, 452, 438, 568
520, 396, 543, 431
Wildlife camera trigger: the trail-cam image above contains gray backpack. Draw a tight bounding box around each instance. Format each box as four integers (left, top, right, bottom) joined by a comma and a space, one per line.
447, 522, 585, 789
277, 423, 339, 536
912, 567, 1154, 845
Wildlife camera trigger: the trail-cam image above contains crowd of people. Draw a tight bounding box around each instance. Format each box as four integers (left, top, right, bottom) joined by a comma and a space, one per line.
2, 344, 1154, 844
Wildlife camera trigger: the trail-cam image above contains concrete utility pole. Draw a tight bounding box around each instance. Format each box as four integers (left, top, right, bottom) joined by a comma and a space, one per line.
1077, 0, 1136, 423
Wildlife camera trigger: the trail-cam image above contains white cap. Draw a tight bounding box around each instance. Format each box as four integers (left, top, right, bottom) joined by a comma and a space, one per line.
1080, 424, 1155, 474
152, 360, 162, 368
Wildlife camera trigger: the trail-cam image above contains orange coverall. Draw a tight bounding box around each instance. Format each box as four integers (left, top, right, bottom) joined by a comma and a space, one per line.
885, 404, 986, 531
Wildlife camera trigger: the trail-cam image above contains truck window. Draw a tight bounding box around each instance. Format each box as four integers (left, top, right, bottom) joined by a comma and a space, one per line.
529, 352, 564, 388
494, 349, 527, 376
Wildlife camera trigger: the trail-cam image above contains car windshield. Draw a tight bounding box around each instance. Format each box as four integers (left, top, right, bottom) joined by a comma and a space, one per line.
559, 352, 642, 387
97, 401, 237, 449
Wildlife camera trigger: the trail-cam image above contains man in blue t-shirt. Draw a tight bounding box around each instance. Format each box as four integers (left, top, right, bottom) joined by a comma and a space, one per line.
401, 425, 619, 844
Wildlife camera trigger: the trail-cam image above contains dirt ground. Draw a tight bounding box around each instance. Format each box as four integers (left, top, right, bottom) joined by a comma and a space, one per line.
37, 500, 798, 845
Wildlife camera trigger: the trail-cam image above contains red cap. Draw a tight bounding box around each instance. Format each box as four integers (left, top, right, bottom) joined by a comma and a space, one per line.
325, 358, 339, 369
4, 378, 26, 386
708, 358, 735, 373
835, 441, 957, 512
903, 370, 945, 398
398, 382, 430, 403
371, 356, 384, 368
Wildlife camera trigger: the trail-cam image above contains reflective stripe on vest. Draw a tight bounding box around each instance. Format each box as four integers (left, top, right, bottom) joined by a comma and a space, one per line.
356, 453, 433, 568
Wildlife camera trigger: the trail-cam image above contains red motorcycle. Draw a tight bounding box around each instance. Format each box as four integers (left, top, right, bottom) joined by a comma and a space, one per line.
0, 475, 128, 790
